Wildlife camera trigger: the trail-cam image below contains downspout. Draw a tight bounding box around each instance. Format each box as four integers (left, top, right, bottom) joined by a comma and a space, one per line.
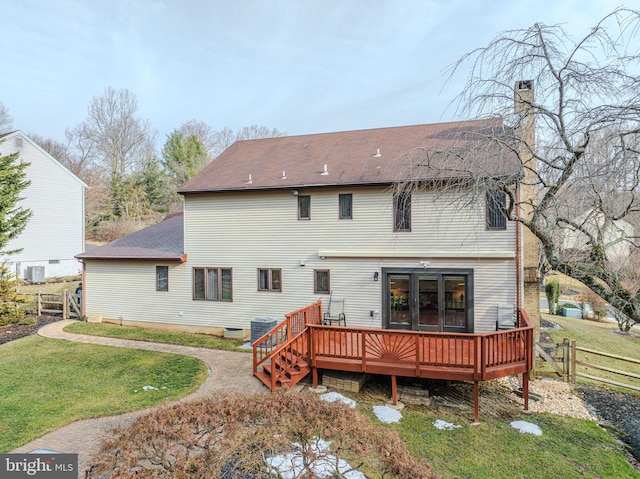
515, 187, 522, 317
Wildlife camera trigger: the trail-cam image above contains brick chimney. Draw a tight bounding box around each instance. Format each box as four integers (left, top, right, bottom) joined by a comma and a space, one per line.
515, 80, 541, 338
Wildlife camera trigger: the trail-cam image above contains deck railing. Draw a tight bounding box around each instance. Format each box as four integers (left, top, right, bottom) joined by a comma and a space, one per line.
308, 308, 533, 383
252, 301, 323, 380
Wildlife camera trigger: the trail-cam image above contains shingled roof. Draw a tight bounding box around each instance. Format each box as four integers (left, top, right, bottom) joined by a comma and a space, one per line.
179, 119, 519, 194
76, 212, 185, 261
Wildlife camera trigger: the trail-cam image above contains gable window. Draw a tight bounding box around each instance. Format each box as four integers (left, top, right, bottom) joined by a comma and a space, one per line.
193, 267, 233, 301
339, 194, 352, 219
314, 269, 330, 294
394, 192, 411, 231
258, 268, 282, 292
156, 266, 169, 291
486, 191, 507, 230
298, 195, 311, 220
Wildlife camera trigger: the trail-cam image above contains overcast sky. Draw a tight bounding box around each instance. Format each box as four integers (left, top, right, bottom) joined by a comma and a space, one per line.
1, 0, 623, 144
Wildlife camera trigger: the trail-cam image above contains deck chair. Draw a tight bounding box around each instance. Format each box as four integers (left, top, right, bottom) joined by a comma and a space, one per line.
496, 303, 517, 330
323, 295, 346, 326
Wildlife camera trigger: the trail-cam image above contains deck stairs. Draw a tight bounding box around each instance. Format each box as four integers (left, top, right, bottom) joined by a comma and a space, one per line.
253, 301, 322, 390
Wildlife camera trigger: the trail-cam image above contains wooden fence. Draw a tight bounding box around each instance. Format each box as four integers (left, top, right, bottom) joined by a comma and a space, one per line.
535, 338, 640, 393
19, 290, 83, 320
570, 339, 640, 393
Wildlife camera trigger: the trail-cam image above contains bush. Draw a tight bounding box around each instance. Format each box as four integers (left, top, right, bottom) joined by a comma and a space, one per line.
0, 262, 27, 326
545, 280, 560, 314
86, 391, 435, 478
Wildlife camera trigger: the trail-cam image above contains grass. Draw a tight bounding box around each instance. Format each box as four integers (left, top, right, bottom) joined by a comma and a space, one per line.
64, 321, 250, 352
18, 279, 80, 295
544, 312, 640, 391
385, 407, 638, 479
0, 335, 208, 452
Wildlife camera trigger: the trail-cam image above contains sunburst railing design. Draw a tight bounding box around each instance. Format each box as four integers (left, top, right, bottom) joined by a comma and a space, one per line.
365, 333, 416, 362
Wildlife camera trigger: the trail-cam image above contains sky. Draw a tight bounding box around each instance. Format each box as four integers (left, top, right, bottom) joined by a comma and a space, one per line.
0, 0, 625, 146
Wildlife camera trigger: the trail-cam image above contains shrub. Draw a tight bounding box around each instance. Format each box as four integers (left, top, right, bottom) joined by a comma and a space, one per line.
0, 262, 27, 326
545, 280, 560, 314
86, 391, 435, 478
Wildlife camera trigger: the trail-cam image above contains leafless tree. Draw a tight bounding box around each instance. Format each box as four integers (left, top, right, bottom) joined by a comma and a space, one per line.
177, 119, 216, 157
0, 102, 14, 133
75, 87, 156, 179
398, 8, 640, 324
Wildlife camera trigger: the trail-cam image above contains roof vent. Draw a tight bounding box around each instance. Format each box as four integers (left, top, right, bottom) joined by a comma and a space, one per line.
373, 148, 381, 157
246, 174, 253, 184
321, 164, 329, 176
281, 171, 287, 180
15, 137, 23, 148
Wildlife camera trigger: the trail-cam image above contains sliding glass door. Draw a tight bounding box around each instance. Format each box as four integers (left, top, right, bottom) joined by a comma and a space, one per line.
384, 269, 472, 332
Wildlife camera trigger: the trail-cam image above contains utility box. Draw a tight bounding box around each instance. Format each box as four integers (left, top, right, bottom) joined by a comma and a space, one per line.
26, 266, 45, 284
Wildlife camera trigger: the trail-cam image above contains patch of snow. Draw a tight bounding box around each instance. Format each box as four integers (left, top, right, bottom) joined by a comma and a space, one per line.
433, 419, 462, 430
266, 438, 367, 479
510, 420, 542, 436
373, 405, 402, 423
141, 385, 158, 391
320, 392, 356, 408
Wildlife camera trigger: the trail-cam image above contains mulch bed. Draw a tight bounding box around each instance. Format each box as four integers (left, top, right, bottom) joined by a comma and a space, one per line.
0, 316, 63, 345
576, 385, 640, 464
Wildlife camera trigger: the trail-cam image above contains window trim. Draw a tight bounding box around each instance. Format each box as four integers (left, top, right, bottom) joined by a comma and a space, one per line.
486, 191, 507, 230
393, 192, 411, 232
156, 265, 169, 292
298, 195, 311, 220
258, 268, 282, 292
339, 193, 353, 219
192, 267, 233, 301
314, 269, 331, 294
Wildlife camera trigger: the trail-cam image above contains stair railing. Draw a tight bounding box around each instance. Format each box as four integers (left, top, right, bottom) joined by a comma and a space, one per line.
253, 301, 322, 388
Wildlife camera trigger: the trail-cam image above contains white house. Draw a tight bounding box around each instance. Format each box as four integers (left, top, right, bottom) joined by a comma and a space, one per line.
0, 131, 87, 280
562, 208, 634, 261
78, 120, 528, 336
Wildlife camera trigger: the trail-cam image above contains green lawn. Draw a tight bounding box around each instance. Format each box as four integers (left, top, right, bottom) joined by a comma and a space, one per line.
544, 313, 640, 391
64, 321, 249, 352
387, 407, 638, 479
0, 336, 208, 452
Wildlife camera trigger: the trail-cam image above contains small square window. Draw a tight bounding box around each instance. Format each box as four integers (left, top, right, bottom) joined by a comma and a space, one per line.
339, 194, 352, 219
156, 266, 169, 291
314, 269, 330, 294
258, 268, 282, 292
298, 195, 310, 220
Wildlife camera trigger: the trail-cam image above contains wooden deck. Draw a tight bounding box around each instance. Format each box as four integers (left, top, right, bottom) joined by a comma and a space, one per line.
253, 301, 534, 422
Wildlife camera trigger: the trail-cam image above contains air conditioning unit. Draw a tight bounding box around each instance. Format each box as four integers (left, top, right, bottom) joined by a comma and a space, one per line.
251, 317, 277, 346
26, 266, 45, 284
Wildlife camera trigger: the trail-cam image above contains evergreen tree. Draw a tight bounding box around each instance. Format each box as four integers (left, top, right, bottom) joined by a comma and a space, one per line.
0, 151, 31, 254
0, 150, 31, 325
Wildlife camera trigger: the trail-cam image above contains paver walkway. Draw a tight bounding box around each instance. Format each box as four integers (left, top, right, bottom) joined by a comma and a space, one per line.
10, 320, 266, 477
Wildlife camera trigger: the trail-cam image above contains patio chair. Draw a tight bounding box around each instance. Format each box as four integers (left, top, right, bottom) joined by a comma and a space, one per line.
496, 303, 516, 330
323, 295, 346, 326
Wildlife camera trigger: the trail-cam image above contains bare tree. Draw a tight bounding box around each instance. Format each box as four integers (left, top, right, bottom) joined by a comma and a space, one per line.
177, 119, 217, 157
0, 102, 14, 134
399, 8, 640, 324
76, 87, 156, 179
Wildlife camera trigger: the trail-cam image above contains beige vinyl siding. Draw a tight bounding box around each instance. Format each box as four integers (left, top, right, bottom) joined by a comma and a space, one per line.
0, 132, 86, 278
173, 186, 516, 333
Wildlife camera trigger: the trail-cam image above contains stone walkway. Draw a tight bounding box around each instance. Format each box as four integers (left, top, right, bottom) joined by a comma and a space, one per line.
10, 320, 266, 477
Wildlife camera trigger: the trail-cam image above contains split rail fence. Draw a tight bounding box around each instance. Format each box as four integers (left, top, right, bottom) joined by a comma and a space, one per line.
535, 338, 640, 393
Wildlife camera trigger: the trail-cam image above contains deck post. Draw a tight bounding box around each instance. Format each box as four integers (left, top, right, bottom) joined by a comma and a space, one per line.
312, 367, 318, 388
473, 381, 479, 423
391, 375, 397, 406
522, 372, 529, 411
